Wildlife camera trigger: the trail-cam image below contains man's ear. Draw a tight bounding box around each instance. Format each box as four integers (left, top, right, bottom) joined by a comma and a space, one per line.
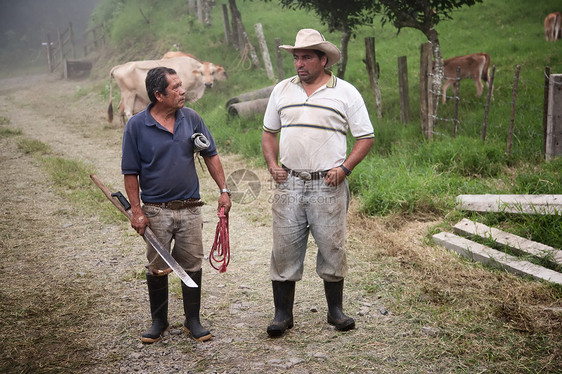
154, 90, 164, 102
321, 55, 328, 68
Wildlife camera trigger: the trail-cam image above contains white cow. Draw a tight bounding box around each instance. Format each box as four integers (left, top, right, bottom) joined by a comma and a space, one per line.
107, 56, 207, 124
162, 51, 227, 87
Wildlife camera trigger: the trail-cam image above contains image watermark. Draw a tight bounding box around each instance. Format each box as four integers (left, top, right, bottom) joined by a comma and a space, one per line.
226, 169, 261, 204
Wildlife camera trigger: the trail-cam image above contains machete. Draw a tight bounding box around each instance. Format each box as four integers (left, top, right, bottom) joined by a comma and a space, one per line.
90, 174, 198, 288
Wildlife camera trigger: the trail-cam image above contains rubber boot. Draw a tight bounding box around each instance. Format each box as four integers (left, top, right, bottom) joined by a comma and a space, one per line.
141, 273, 169, 343
182, 269, 212, 342
324, 280, 355, 331
266, 281, 295, 337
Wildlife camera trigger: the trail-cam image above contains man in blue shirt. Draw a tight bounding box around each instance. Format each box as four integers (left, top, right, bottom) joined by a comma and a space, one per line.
122, 66, 231, 343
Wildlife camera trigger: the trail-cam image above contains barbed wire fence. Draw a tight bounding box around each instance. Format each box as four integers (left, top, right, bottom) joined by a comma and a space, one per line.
404, 42, 562, 160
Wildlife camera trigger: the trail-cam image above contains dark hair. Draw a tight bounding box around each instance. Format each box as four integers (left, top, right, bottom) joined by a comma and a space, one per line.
145, 67, 177, 103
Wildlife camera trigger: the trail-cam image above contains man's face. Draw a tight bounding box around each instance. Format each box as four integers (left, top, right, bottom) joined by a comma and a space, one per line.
293, 49, 326, 84
160, 74, 186, 109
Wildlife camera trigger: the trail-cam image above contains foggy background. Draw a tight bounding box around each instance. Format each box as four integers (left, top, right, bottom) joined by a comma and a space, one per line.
0, 0, 100, 69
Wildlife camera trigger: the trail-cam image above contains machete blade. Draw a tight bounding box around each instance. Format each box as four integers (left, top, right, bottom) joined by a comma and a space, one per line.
143, 228, 198, 288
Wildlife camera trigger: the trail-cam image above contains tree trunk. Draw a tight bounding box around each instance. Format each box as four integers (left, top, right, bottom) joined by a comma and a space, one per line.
336, 26, 350, 78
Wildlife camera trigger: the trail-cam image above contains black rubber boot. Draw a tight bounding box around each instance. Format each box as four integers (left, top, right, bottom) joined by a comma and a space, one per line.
324, 280, 355, 331
266, 281, 295, 338
182, 269, 212, 342
141, 273, 169, 343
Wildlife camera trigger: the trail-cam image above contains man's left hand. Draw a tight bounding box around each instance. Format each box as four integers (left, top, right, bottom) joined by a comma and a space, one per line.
325, 167, 347, 186
218, 193, 232, 215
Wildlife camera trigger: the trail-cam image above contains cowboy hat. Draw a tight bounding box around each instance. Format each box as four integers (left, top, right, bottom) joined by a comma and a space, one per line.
279, 28, 341, 68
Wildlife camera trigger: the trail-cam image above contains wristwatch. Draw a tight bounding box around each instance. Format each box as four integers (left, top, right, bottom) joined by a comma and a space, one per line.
220, 188, 231, 196
339, 164, 352, 176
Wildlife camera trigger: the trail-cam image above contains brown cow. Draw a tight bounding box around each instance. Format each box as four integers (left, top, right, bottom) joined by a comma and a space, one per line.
162, 51, 227, 87
107, 56, 206, 124
544, 12, 561, 41
441, 53, 492, 104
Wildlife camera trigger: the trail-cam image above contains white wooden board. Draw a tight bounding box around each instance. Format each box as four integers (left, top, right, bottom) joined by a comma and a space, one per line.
433, 232, 562, 285
453, 218, 562, 266
456, 194, 562, 215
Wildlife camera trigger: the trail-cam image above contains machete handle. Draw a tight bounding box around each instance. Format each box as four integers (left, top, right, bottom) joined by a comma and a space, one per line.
111, 191, 131, 211
90, 174, 132, 220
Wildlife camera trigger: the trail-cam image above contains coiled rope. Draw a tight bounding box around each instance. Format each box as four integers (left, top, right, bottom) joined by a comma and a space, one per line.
209, 207, 230, 273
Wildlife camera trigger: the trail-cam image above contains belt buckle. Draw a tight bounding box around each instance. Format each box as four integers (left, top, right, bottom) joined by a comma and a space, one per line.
167, 200, 183, 210
298, 171, 311, 181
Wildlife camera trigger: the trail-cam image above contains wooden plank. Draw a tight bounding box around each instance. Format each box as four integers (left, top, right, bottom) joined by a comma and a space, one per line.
433, 232, 562, 285
453, 218, 562, 266
456, 194, 562, 215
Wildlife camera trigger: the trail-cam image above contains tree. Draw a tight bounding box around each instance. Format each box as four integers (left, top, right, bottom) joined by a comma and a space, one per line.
268, 0, 378, 78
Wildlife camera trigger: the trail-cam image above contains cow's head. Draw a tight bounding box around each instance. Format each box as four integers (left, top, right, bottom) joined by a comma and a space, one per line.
213, 65, 228, 81
195, 62, 228, 88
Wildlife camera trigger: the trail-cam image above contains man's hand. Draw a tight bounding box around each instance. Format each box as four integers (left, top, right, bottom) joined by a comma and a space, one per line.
269, 165, 288, 184
218, 193, 232, 215
131, 210, 149, 235
324, 166, 347, 186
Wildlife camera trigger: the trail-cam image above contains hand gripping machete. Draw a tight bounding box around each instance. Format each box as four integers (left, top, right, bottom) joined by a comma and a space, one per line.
90, 174, 198, 288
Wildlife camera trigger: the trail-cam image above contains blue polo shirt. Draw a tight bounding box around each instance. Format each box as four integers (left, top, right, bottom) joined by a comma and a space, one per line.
121, 104, 217, 203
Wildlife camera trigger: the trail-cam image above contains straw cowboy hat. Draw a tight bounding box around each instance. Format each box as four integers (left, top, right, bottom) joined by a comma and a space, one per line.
279, 28, 341, 68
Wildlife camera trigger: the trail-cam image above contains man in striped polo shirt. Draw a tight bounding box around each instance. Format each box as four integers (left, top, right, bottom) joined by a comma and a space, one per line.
262, 28, 375, 337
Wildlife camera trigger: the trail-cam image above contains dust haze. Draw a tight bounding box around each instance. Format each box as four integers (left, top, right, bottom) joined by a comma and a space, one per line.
0, 0, 100, 67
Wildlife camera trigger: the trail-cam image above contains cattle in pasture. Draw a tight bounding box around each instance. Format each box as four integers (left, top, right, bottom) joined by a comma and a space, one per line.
107, 56, 207, 124
440, 53, 492, 104
544, 12, 561, 41
162, 51, 227, 88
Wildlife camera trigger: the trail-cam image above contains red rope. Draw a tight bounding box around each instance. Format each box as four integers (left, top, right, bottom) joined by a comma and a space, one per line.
209, 207, 230, 273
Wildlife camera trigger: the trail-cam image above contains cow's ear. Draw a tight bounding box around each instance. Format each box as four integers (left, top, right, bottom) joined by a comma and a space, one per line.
192, 69, 200, 76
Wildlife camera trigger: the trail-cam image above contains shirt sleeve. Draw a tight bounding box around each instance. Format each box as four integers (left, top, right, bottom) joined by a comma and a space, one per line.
346, 86, 374, 140
263, 84, 282, 134
121, 119, 141, 175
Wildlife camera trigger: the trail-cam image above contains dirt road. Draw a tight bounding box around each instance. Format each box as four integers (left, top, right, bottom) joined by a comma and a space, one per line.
0, 73, 443, 373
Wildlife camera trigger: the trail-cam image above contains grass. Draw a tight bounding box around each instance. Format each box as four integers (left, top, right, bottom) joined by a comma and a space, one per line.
10, 134, 126, 224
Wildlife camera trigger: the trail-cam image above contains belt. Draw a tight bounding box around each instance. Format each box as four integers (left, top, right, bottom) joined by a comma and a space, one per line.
282, 165, 328, 181
144, 199, 205, 210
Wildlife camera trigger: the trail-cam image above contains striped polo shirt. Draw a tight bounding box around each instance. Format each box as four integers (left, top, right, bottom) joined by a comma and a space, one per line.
263, 72, 374, 172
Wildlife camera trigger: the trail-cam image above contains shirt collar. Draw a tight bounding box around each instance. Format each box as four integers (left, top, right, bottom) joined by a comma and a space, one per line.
144, 103, 184, 127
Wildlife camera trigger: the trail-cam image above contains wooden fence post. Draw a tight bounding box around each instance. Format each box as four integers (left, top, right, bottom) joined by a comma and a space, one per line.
419, 42, 433, 139
228, 0, 240, 50
543, 66, 551, 154
222, 4, 231, 45
453, 66, 461, 137
481, 65, 496, 141
397, 56, 410, 124
188, 0, 196, 14
364, 37, 382, 118
46, 34, 54, 72
197, 0, 204, 23
254, 23, 274, 80
546, 74, 562, 161
506, 65, 521, 155
275, 38, 283, 80
57, 29, 64, 70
